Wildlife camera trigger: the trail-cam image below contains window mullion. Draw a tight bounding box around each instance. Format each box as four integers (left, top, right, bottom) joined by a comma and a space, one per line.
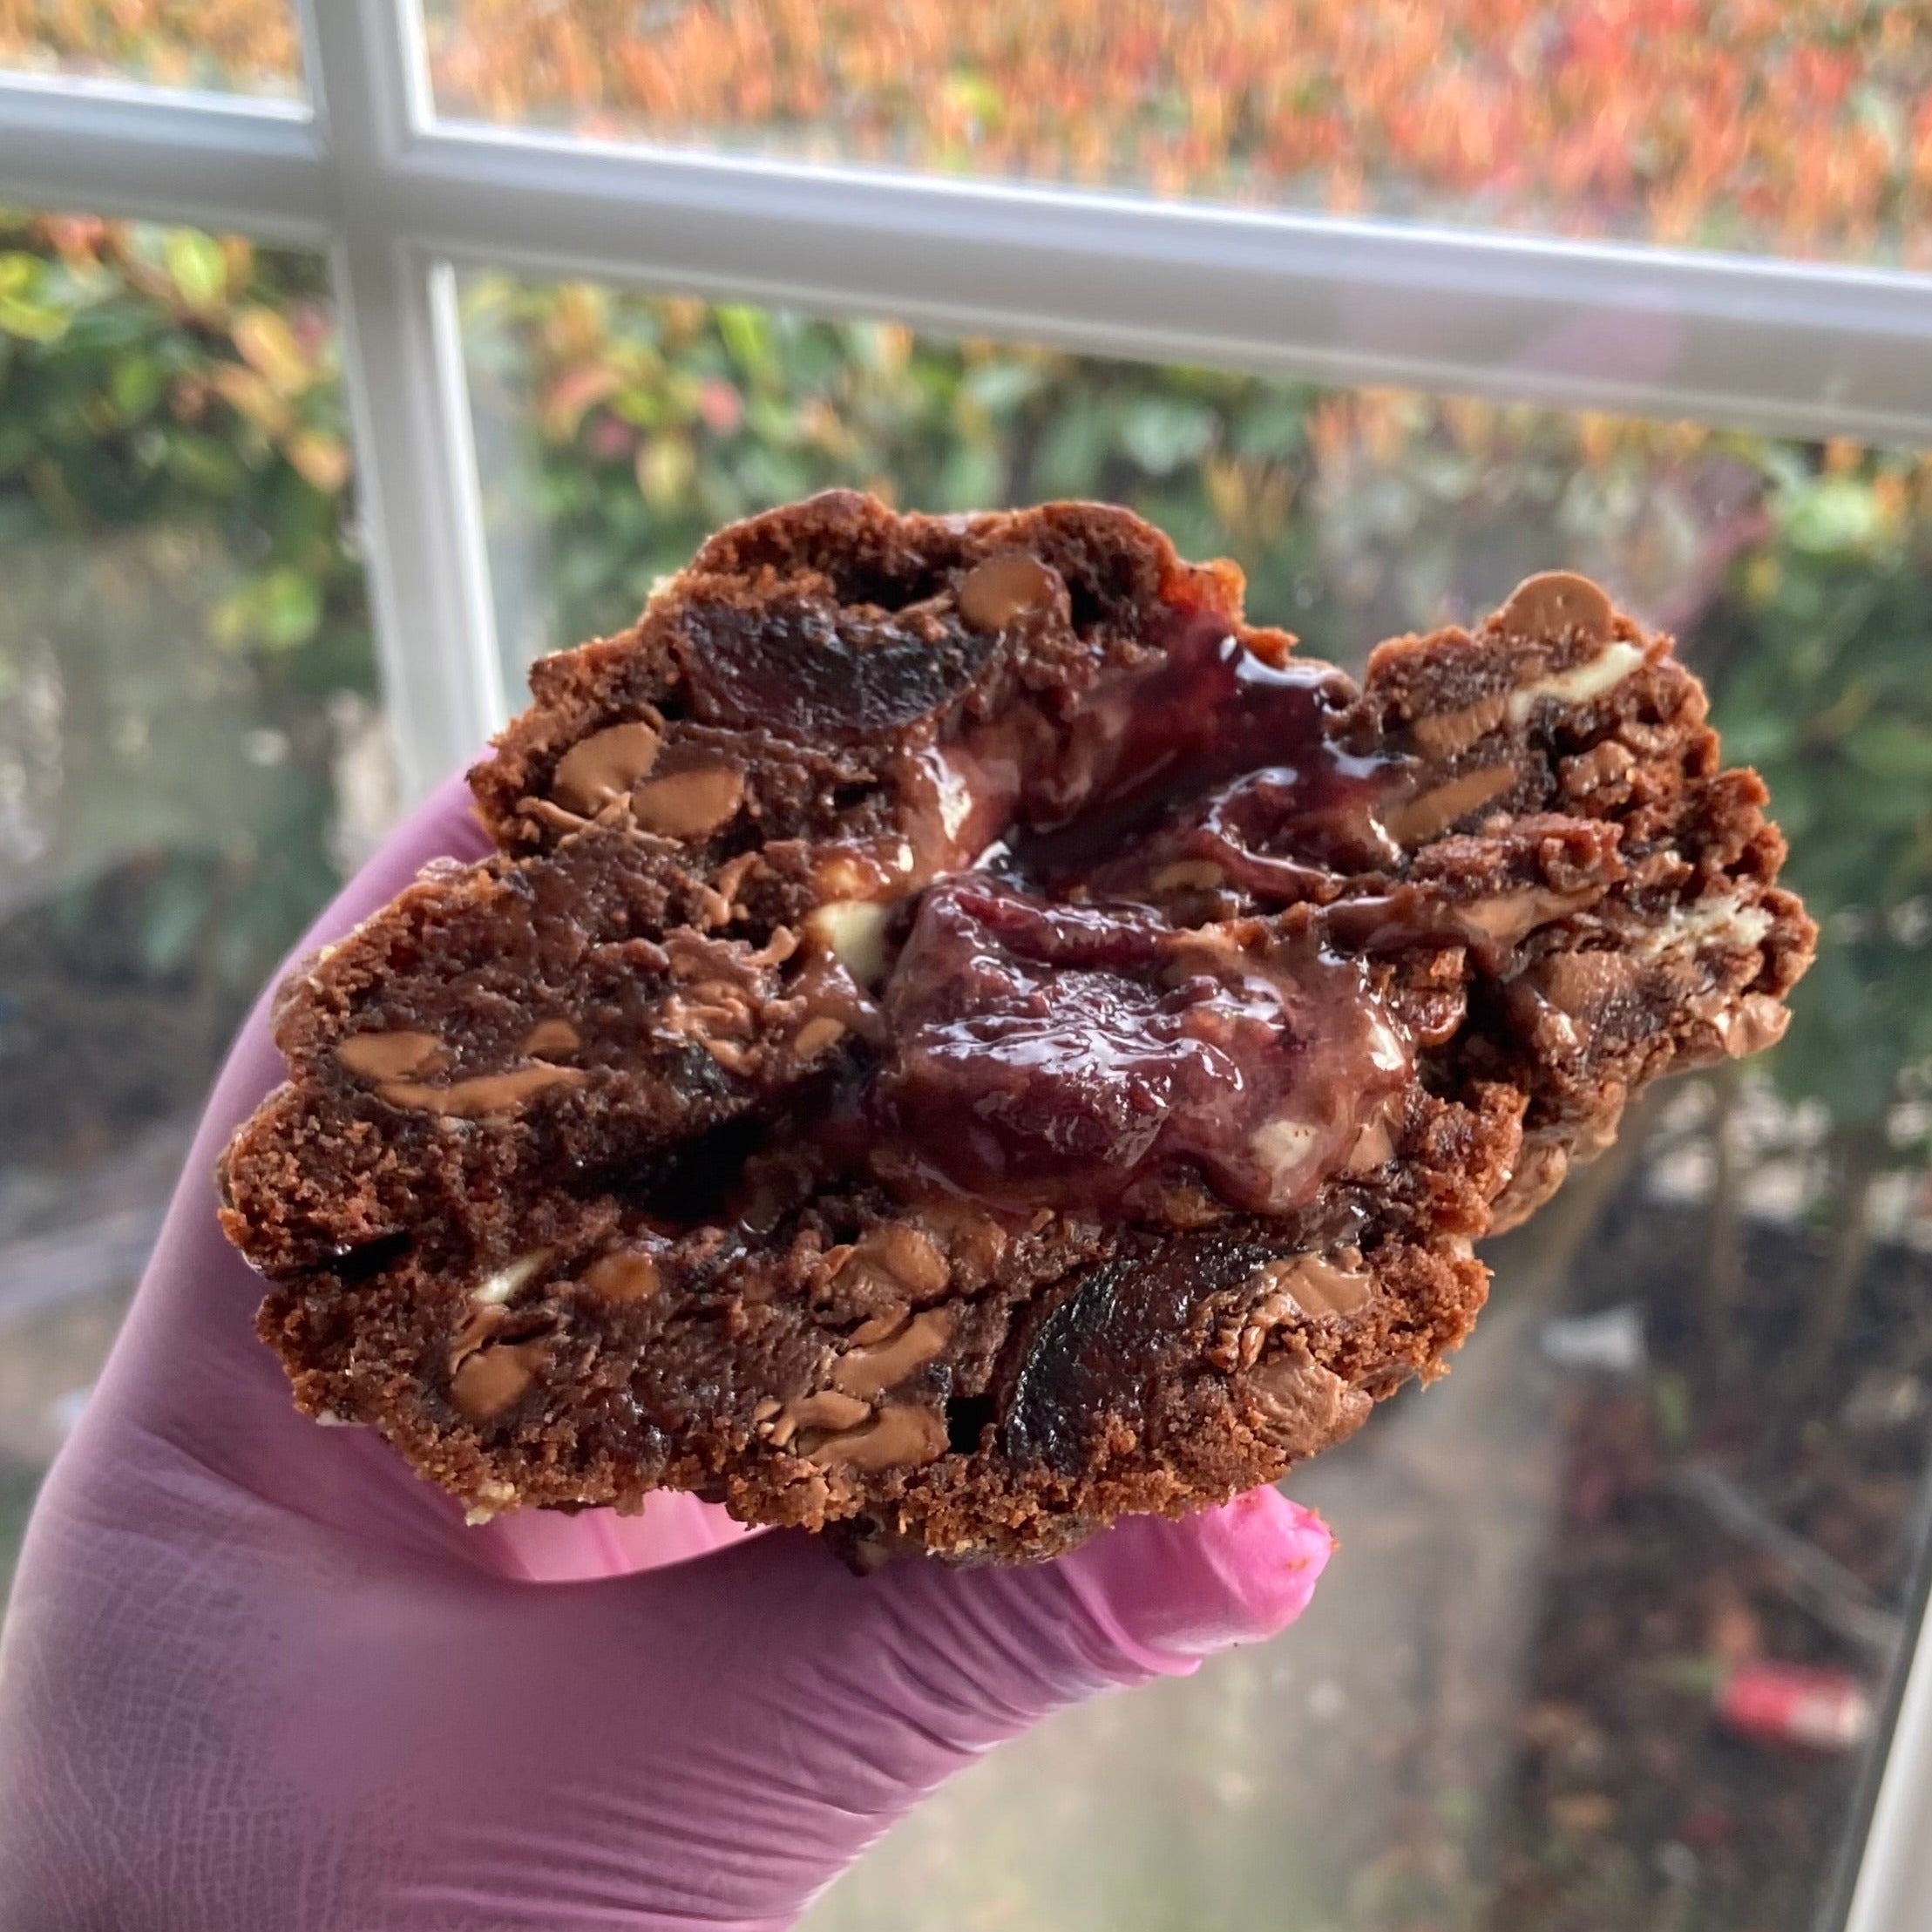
1845, 1583, 1932, 1932
0, 73, 329, 241
386, 126, 1932, 449
300, 0, 503, 803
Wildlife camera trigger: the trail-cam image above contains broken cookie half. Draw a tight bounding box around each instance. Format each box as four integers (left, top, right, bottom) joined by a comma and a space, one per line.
220, 491, 1813, 1563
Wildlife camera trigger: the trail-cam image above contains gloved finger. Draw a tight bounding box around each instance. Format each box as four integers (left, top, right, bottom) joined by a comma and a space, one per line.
1052, 1482, 1334, 1669
301, 1487, 1335, 1924
472, 1489, 756, 1580
285, 766, 495, 991
0, 1458, 1330, 1930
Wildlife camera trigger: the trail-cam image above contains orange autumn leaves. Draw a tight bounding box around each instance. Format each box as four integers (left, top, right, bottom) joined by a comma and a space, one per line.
422, 0, 1932, 264
0, 0, 296, 97
1, 3, 1924, 262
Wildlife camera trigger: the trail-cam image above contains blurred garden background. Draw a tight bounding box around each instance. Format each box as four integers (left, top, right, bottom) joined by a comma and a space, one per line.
1, 4, 1931, 1930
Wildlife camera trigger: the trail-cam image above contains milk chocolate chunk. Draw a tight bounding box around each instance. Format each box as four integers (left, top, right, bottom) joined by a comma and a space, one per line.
549, 721, 661, 815
1500, 569, 1613, 643
957, 550, 1060, 632
628, 763, 745, 838
221, 492, 1812, 1562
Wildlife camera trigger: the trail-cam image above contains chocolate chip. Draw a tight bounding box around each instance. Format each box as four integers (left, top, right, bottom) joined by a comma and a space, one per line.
793, 1015, 846, 1059
521, 1017, 580, 1058
1534, 949, 1637, 1020
768, 1388, 873, 1447
1489, 1136, 1571, 1231
843, 1301, 905, 1344
1247, 1251, 1373, 1319
958, 551, 1059, 632
631, 764, 746, 838
1150, 860, 1228, 892
1722, 992, 1790, 1057
1455, 886, 1596, 947
1563, 739, 1637, 797
804, 1402, 947, 1471
1244, 1339, 1372, 1456
450, 1339, 545, 1421
380, 1065, 589, 1117
1380, 764, 1517, 845
831, 1307, 955, 1400
1410, 692, 1508, 759
805, 899, 891, 984
336, 1030, 445, 1080
1342, 1108, 1399, 1175
1499, 571, 1613, 643
446, 1305, 504, 1371
583, 1249, 661, 1301
842, 1224, 950, 1296
550, 721, 661, 815
472, 1249, 551, 1305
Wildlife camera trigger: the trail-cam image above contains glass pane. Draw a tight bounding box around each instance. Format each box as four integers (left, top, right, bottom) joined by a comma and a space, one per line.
427, 3, 1932, 268
0, 210, 387, 1610
0, 1, 302, 99
464, 269, 1932, 1929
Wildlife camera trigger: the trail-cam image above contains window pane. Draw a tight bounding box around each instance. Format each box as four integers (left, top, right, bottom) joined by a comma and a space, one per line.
427, 3, 1932, 268
0, 211, 386, 1609
464, 269, 1932, 1929
0, 1, 302, 99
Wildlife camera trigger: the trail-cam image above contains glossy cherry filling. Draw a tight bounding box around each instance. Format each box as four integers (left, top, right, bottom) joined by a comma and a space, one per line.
835, 601, 1420, 1223
871, 878, 1408, 1217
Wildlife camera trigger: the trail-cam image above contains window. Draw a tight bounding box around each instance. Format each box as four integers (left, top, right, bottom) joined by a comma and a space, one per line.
0, 209, 382, 1597
425, 3, 1932, 266
0, 1, 302, 98
0, 8, 1929, 1929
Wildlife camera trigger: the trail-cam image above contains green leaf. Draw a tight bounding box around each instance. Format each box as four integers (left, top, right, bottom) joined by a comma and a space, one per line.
1119, 397, 1217, 475
1780, 477, 1888, 557
163, 430, 244, 496
0, 296, 68, 343
715, 305, 777, 385
1034, 404, 1108, 497
256, 566, 322, 650
1848, 718, 1932, 787
961, 359, 1041, 416
164, 229, 228, 314
937, 440, 1001, 511
109, 352, 166, 420
1230, 396, 1309, 461
940, 70, 1003, 125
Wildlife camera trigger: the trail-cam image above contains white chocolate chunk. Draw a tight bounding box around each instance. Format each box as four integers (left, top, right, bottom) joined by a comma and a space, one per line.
806, 898, 893, 985
1505, 641, 1644, 724
472, 1249, 550, 1305
1250, 1117, 1320, 1179
1363, 1013, 1408, 1076
1637, 893, 1773, 959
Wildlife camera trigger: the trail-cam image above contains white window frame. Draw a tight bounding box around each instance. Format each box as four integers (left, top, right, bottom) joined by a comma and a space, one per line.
0, 3, 1926, 1918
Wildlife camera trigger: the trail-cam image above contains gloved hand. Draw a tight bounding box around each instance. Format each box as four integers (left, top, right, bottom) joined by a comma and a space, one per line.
0, 773, 1332, 1931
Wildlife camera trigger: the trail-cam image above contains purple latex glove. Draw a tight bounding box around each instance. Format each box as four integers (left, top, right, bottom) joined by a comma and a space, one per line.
0, 776, 1332, 1931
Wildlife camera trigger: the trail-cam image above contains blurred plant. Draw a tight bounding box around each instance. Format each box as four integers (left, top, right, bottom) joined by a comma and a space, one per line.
0, 209, 372, 1157
424, 0, 1932, 266
461, 279, 1335, 665
1710, 455, 1932, 1384
0, 0, 297, 95
0, 212, 362, 666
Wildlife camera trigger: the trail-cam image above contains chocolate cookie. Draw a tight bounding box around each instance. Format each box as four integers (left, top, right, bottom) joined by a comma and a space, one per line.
220, 492, 1813, 1563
